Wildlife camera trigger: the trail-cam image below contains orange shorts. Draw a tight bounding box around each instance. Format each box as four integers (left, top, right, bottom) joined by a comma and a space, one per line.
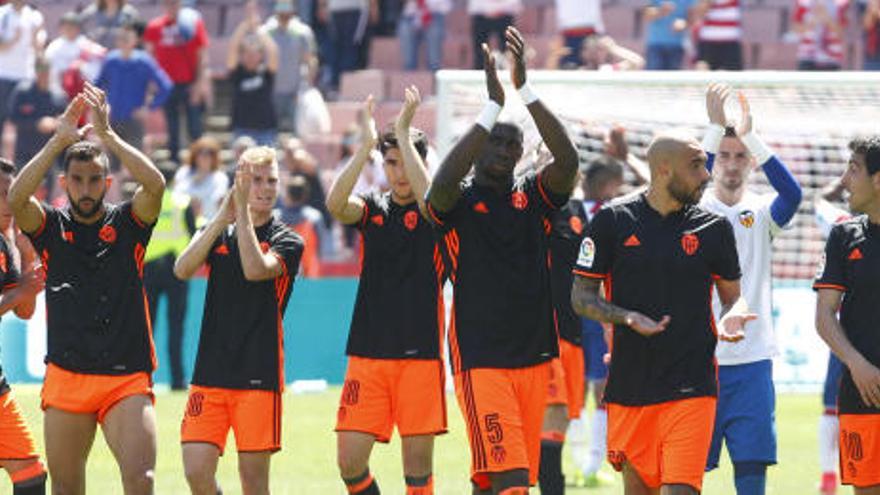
546, 339, 586, 419
607, 397, 716, 491
0, 390, 39, 460
41, 363, 153, 423
181, 385, 283, 455
839, 414, 880, 488
335, 357, 447, 443
454, 363, 550, 489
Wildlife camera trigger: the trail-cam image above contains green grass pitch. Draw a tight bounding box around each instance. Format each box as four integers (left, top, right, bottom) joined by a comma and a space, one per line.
9, 386, 826, 494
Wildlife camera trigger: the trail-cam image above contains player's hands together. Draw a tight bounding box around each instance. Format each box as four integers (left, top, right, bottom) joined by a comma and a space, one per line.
82, 82, 113, 140
718, 309, 756, 342
624, 311, 670, 337
395, 86, 420, 135
604, 125, 629, 161
848, 357, 880, 408
505, 26, 527, 89
233, 163, 252, 214
359, 95, 379, 149
216, 190, 236, 226
705, 82, 732, 127
52, 95, 91, 148
482, 43, 504, 107
734, 91, 752, 136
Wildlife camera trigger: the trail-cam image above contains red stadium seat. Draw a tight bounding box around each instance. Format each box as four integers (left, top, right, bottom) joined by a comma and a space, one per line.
386, 70, 434, 101
339, 69, 386, 102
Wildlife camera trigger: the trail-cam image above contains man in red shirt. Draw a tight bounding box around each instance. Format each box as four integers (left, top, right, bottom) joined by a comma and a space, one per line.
143, 0, 209, 164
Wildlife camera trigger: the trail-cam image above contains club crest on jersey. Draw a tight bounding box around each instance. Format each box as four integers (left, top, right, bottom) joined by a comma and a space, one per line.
404, 210, 419, 231
371, 214, 384, 227
569, 215, 583, 235
511, 191, 528, 211
577, 238, 595, 267
681, 233, 699, 256
739, 210, 755, 228
0, 252, 7, 273
99, 225, 117, 243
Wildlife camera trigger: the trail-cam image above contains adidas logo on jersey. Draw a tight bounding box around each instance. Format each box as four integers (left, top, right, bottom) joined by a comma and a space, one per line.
624, 234, 641, 247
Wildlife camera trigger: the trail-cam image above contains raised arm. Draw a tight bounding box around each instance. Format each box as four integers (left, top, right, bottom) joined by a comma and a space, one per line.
571, 276, 671, 336
394, 86, 431, 217
605, 126, 650, 185
816, 288, 880, 408
427, 43, 503, 213
233, 163, 284, 281
83, 83, 165, 224
226, 18, 252, 71
600, 36, 646, 71
174, 192, 234, 280
9, 96, 90, 233
325, 96, 377, 225
506, 27, 578, 196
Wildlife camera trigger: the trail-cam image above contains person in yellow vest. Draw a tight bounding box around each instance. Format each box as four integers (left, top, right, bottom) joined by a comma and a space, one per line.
144, 164, 197, 390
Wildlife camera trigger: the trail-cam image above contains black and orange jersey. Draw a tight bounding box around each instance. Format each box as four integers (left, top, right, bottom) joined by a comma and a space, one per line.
345, 192, 445, 359
813, 216, 880, 415
549, 200, 589, 345
574, 193, 741, 406
427, 171, 568, 373
26, 201, 155, 375
191, 218, 303, 391
0, 234, 20, 395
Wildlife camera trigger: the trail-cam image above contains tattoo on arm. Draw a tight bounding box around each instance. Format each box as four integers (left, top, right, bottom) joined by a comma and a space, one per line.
571, 276, 630, 325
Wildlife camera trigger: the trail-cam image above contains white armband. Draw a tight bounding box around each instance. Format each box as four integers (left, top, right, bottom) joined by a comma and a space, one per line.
701, 124, 724, 154
518, 83, 539, 105
476, 101, 502, 132
741, 132, 773, 165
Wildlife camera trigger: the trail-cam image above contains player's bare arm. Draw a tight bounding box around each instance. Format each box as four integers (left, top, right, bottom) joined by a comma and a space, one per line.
427, 43, 502, 213
715, 278, 757, 343
82, 83, 165, 224
571, 276, 670, 336
174, 191, 235, 280
395, 85, 431, 218
816, 288, 880, 408
0, 268, 43, 317
9, 96, 91, 234
325, 96, 376, 224
12, 232, 39, 319
506, 27, 578, 196
233, 162, 284, 281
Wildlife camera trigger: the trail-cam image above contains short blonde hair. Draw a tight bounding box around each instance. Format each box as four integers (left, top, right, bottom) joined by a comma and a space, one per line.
239, 146, 278, 169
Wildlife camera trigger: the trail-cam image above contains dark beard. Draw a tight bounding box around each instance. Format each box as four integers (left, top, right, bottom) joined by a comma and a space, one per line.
67, 191, 105, 219
668, 179, 705, 206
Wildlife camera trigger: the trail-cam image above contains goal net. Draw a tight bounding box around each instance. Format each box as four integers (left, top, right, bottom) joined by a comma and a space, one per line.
435, 70, 880, 387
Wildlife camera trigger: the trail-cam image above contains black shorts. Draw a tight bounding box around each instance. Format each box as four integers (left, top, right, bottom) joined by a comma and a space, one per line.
697, 41, 743, 70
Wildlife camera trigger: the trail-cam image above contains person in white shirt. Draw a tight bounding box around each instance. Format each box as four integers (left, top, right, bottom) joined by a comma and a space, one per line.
467, 0, 522, 68
398, 0, 452, 71
0, 0, 46, 126
44, 12, 106, 102
699, 83, 803, 495
554, 0, 604, 68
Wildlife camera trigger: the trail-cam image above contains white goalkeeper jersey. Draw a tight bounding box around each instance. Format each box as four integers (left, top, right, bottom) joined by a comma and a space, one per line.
700, 190, 782, 365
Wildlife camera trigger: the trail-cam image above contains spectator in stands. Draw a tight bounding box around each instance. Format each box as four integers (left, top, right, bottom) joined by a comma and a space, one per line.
262, 0, 316, 133
284, 141, 332, 218
324, 0, 376, 91
96, 20, 173, 160
0, 0, 46, 127
398, 0, 452, 71
279, 174, 324, 274
468, 0, 521, 68
44, 13, 106, 103
227, 6, 280, 146
296, 72, 332, 137
554, 0, 604, 68
644, 0, 694, 69
793, 0, 849, 70
863, 0, 880, 69
144, 0, 210, 164
547, 34, 646, 70
7, 57, 63, 167
693, 0, 744, 70
80, 0, 140, 49
173, 136, 229, 221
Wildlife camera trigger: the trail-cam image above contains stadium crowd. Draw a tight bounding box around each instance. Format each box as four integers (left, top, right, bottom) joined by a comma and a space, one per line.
0, 0, 878, 495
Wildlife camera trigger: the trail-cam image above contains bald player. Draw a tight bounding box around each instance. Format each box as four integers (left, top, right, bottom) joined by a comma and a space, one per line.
571, 132, 755, 494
